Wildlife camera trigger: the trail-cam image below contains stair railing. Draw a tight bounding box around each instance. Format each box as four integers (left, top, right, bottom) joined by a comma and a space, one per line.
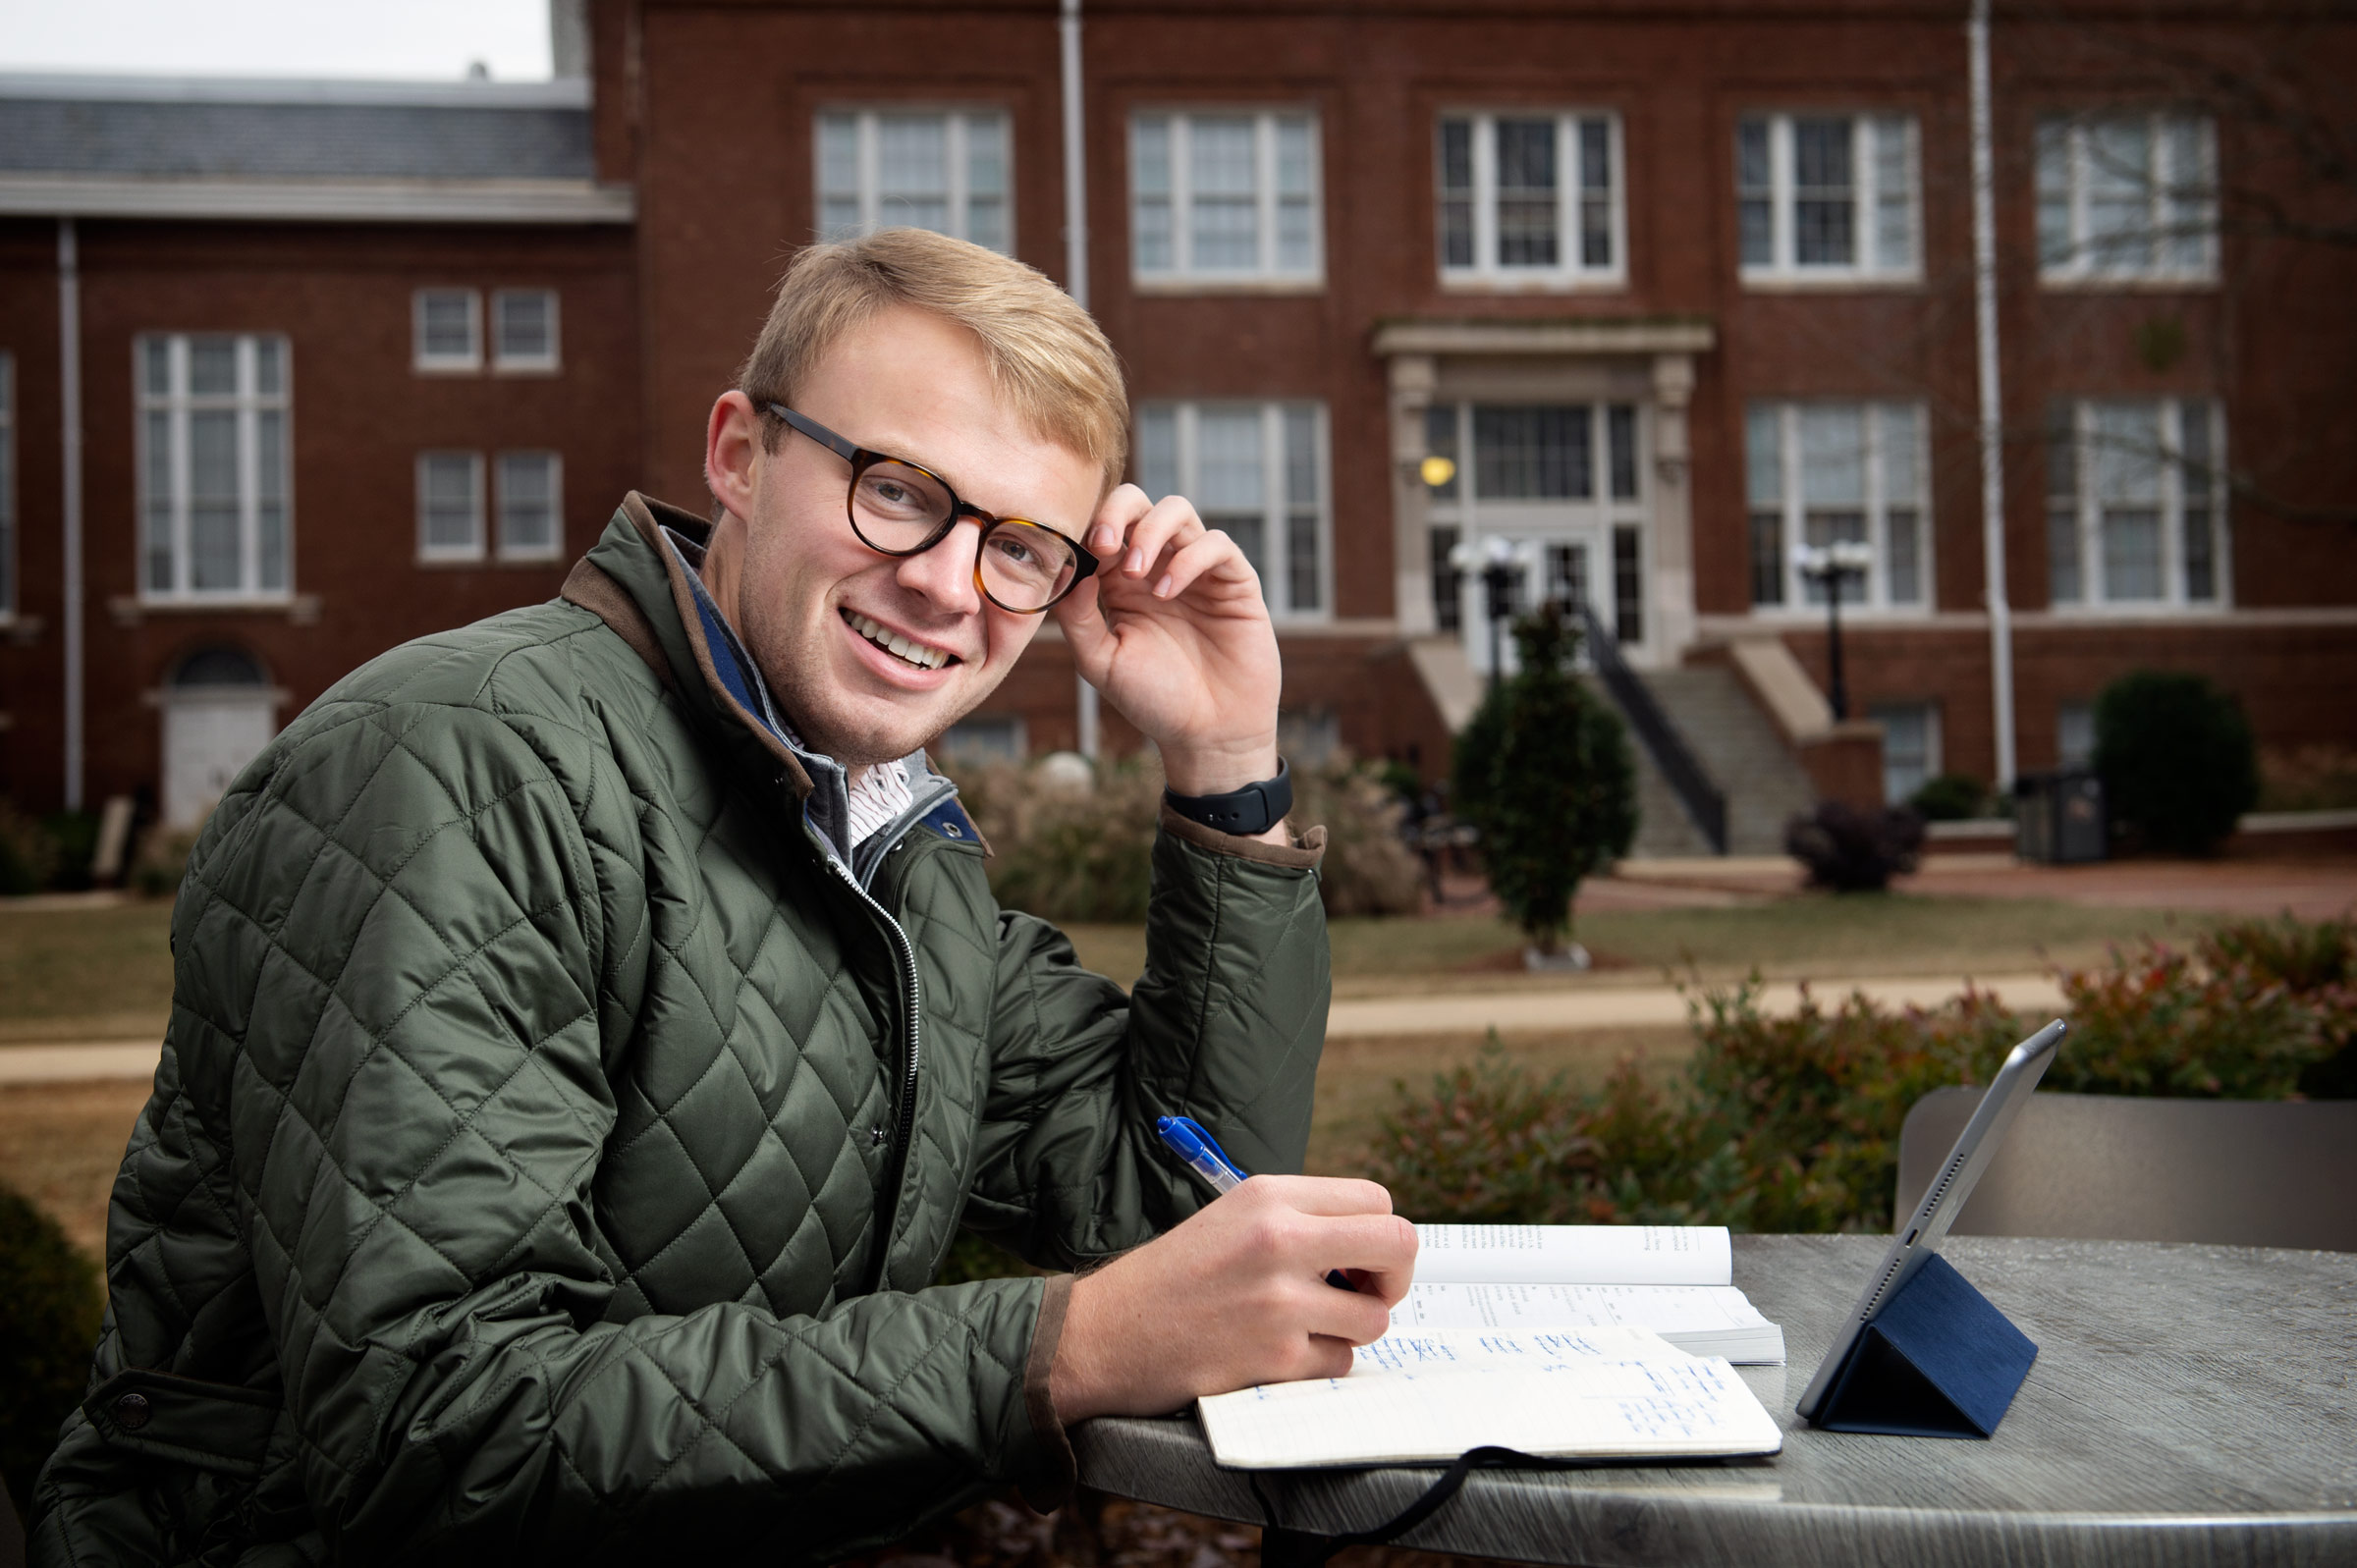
1576, 602, 1728, 855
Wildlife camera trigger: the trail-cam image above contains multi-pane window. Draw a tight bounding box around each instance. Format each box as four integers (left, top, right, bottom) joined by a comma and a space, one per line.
1870, 702, 1941, 805
2046, 399, 2226, 609
497, 452, 564, 560
416, 452, 485, 562
2037, 113, 2218, 283
1746, 402, 1930, 611
137, 334, 292, 599
1131, 111, 1321, 283
1437, 112, 1623, 285
816, 110, 1012, 252
1737, 114, 1919, 282
417, 451, 564, 563
1135, 402, 1328, 617
0, 353, 13, 617
491, 289, 560, 371
413, 289, 481, 371
1425, 402, 1643, 506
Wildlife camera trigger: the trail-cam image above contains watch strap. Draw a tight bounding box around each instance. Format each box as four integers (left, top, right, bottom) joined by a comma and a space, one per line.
1164, 759, 1292, 838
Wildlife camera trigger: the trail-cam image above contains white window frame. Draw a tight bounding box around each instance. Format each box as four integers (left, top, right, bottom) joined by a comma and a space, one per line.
412, 289, 482, 373
0, 351, 14, 622
1744, 400, 1933, 615
415, 451, 487, 564
494, 450, 565, 563
1134, 400, 1332, 622
2036, 112, 2220, 286
2046, 398, 2229, 614
490, 289, 562, 373
1436, 110, 1627, 289
1129, 109, 1324, 289
814, 108, 1014, 253
1737, 113, 1921, 286
136, 334, 295, 604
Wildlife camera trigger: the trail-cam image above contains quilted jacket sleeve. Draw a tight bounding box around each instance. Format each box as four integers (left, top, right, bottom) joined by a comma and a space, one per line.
206, 701, 1059, 1563
961, 807, 1332, 1267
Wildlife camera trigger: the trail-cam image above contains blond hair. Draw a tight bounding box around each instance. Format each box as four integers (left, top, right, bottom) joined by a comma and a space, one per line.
736, 229, 1128, 495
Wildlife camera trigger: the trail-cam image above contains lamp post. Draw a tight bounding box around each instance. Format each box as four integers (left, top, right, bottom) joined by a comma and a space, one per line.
1794, 539, 1872, 721
1450, 535, 1536, 692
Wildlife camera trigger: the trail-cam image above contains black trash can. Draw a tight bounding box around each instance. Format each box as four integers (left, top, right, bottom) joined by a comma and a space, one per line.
2014, 771, 2107, 864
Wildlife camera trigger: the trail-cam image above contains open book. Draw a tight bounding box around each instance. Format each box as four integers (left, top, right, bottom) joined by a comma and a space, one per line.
1390, 1224, 1785, 1364
1197, 1325, 1783, 1469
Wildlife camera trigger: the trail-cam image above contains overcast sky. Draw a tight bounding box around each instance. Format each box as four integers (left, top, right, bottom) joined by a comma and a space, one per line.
0, 0, 553, 81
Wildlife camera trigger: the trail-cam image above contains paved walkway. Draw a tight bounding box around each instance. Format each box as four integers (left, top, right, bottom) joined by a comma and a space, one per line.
0, 970, 2067, 1084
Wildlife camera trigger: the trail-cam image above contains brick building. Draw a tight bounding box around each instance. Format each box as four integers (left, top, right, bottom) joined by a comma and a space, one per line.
2, 0, 2352, 846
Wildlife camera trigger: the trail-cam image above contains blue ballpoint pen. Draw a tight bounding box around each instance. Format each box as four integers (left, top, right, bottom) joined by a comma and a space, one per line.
1155, 1114, 1357, 1290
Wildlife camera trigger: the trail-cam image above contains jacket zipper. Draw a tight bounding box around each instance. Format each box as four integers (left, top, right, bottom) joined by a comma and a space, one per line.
830, 856, 923, 1285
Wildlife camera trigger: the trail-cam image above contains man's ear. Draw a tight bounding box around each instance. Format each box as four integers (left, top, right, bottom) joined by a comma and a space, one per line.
704, 392, 764, 521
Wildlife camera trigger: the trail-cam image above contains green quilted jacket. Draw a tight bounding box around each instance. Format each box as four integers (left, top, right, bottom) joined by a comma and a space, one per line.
30, 495, 1331, 1566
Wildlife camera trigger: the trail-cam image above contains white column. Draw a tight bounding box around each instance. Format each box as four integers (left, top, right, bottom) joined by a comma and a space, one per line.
1389, 353, 1437, 635
1648, 351, 1698, 667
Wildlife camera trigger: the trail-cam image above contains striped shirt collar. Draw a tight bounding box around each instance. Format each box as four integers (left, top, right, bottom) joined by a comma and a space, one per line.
663, 527, 914, 860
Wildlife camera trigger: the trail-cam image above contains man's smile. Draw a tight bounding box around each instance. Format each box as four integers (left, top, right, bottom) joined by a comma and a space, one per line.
840, 607, 960, 673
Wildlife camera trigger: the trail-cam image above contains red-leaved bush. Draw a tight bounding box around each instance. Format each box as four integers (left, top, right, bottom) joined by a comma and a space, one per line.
1370, 914, 2357, 1232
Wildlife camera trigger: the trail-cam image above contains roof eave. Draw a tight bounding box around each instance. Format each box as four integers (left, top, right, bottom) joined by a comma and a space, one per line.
0, 174, 634, 225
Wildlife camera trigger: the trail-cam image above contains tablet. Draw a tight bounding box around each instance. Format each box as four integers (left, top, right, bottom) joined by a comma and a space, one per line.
1793, 1018, 2067, 1424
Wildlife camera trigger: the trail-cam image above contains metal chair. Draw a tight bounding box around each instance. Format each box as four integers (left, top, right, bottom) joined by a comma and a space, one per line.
1895, 1089, 2357, 1252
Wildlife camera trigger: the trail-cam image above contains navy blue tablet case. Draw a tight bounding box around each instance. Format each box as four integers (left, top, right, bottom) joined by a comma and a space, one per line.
1812, 1252, 2038, 1437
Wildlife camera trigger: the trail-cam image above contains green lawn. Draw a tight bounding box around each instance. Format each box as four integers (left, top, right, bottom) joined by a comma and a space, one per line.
1065, 892, 2213, 994
0, 898, 177, 1043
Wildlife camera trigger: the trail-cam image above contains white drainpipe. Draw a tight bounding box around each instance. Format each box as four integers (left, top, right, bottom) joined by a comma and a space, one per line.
58, 217, 85, 812
1969, 0, 2017, 788
1061, 0, 1100, 760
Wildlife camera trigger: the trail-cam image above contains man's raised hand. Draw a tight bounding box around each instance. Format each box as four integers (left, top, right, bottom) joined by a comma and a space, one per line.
1053, 484, 1284, 807
1047, 1176, 1419, 1422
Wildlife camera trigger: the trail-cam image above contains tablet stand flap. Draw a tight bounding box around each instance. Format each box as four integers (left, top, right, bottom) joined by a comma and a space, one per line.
1812, 1252, 2038, 1438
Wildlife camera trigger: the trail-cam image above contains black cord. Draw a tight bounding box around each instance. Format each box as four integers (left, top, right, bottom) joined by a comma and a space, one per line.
1247, 1446, 1577, 1568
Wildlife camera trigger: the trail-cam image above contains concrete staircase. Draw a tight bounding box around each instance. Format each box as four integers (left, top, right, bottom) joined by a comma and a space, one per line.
1601, 682, 1719, 858
1627, 666, 1819, 856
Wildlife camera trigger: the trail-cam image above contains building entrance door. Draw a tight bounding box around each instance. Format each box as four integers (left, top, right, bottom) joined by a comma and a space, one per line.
1425, 400, 1647, 679
161, 648, 276, 827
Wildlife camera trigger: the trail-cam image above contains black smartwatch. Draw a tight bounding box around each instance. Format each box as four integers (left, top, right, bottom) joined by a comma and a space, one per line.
1164, 759, 1292, 837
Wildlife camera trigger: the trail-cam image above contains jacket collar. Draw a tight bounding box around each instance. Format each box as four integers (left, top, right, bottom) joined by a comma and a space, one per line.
575, 492, 817, 805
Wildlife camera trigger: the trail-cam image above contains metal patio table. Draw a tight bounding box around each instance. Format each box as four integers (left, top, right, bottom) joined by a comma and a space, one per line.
1071, 1234, 2357, 1567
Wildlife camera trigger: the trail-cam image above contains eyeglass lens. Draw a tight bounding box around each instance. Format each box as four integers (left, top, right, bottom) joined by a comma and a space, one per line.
850, 460, 1083, 611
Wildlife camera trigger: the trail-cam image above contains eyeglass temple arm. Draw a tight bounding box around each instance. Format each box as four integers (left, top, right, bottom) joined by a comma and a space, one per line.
764, 403, 861, 464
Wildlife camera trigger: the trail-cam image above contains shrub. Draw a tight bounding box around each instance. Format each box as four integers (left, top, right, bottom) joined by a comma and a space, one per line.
1784, 800, 1926, 892
2258, 744, 2357, 813
1, 1184, 104, 1519
1288, 757, 1424, 917
1371, 914, 2357, 1232
1452, 605, 1637, 954
0, 800, 60, 895
960, 755, 1163, 924
957, 749, 1425, 924
132, 824, 204, 900
2094, 670, 2258, 854
1908, 772, 1989, 822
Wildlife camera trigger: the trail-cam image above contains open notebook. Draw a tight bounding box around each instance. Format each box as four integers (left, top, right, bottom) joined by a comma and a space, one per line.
1197, 1325, 1783, 1470
1389, 1224, 1785, 1364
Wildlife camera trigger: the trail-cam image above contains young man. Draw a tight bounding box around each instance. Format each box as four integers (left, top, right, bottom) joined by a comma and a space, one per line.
30, 230, 1414, 1565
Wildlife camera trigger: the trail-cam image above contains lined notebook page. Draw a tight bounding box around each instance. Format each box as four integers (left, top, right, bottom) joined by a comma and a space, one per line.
1411, 1224, 1732, 1286
1198, 1353, 1782, 1469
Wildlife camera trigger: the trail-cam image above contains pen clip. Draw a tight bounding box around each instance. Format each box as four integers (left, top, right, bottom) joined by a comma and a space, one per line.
1164, 1114, 1247, 1185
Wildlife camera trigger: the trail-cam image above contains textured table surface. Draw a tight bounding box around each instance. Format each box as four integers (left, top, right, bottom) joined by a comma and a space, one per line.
1070, 1234, 2357, 1567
